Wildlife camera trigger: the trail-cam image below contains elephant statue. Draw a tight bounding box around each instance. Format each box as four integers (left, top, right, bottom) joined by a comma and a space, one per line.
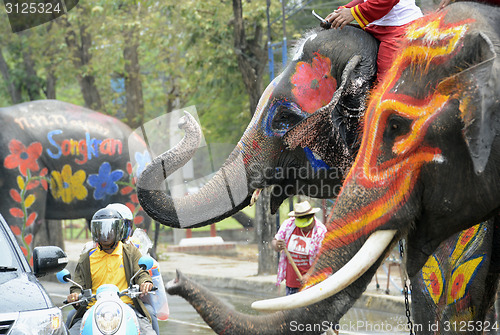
136, 2, 500, 334
0, 100, 152, 264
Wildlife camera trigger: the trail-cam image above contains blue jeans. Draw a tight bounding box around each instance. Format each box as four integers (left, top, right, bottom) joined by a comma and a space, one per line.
286, 286, 300, 295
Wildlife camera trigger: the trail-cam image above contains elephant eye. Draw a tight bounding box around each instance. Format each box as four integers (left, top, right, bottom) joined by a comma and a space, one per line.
270, 102, 305, 134
384, 114, 412, 141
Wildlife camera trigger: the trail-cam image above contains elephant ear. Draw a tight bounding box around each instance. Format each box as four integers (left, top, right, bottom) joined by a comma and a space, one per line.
437, 32, 499, 174
283, 55, 362, 168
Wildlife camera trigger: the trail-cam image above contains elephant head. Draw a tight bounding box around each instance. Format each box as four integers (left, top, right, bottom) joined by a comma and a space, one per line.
136, 26, 378, 228
254, 0, 500, 325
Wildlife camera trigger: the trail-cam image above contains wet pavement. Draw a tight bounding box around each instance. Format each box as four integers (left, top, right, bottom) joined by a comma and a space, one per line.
45, 241, 409, 334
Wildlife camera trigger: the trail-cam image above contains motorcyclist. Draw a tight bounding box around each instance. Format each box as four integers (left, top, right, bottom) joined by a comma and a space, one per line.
106, 202, 161, 334
66, 207, 155, 335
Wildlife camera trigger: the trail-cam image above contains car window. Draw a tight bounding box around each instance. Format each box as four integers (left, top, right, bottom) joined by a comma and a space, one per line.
0, 228, 17, 268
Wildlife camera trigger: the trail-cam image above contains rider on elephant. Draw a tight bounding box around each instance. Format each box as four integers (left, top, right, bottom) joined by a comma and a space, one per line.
326, 0, 422, 78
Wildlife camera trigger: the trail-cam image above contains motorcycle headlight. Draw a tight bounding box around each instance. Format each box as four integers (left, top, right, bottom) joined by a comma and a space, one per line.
10, 307, 66, 334
95, 302, 122, 334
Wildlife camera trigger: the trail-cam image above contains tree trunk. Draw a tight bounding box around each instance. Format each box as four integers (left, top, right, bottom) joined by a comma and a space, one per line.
0, 48, 22, 103
256, 189, 278, 275
232, 0, 268, 117
45, 70, 57, 99
33, 219, 65, 250
63, 16, 102, 111
22, 48, 43, 101
232, 0, 272, 273
123, 28, 145, 129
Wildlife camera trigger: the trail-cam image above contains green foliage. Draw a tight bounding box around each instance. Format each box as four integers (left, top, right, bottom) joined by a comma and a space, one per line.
0, 0, 334, 144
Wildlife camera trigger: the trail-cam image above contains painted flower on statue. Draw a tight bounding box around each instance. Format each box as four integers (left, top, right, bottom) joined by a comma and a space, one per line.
50, 165, 88, 203
4, 140, 43, 176
135, 151, 151, 177
87, 162, 124, 200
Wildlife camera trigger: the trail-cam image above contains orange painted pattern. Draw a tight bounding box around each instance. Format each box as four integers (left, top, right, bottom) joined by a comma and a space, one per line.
306, 12, 475, 288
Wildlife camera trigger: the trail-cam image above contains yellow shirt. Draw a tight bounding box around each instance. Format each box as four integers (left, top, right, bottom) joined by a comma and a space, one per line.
89, 242, 133, 306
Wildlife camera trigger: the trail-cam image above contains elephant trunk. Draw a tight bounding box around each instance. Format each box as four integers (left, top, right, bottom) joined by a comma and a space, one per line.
167, 268, 382, 335
137, 112, 252, 228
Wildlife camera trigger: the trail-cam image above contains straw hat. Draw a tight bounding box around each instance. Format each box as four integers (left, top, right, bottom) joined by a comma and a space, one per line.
288, 201, 320, 217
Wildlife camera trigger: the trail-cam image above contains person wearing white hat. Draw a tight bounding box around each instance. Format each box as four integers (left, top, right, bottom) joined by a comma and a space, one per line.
106, 203, 134, 241
272, 200, 327, 295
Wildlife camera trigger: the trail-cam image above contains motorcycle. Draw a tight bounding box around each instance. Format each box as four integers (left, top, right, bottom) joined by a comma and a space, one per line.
56, 255, 157, 335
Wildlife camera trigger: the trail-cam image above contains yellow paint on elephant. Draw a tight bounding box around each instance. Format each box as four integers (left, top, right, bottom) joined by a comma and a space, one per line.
449, 225, 480, 266
24, 194, 36, 208
422, 255, 444, 305
50, 165, 88, 203
17, 175, 25, 190
405, 15, 470, 60
447, 256, 484, 305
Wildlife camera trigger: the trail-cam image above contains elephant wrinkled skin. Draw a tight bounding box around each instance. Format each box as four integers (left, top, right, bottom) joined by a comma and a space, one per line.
138, 2, 500, 334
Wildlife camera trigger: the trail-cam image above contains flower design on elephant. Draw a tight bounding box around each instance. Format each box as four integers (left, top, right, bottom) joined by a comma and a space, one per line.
291, 53, 336, 114
421, 224, 485, 310
87, 162, 124, 200
118, 162, 144, 225
4, 139, 42, 177
50, 164, 88, 203
8, 162, 49, 265
134, 150, 151, 177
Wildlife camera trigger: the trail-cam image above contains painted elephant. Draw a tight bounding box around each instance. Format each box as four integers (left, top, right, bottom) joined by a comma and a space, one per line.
136, 25, 378, 228
0, 100, 152, 263
247, 1, 500, 334
137, 3, 500, 333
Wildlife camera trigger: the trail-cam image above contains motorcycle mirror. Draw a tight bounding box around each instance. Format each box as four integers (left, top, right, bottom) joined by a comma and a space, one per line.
56, 269, 71, 283
138, 255, 155, 271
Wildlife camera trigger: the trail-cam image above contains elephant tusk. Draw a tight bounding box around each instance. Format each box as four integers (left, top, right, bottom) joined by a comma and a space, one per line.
251, 229, 397, 311
250, 189, 262, 207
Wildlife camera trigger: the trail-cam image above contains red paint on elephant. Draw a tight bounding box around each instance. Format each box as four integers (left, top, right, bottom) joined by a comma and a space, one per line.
430, 272, 440, 296
306, 13, 476, 288
4, 140, 42, 176
450, 273, 465, 300
291, 53, 336, 113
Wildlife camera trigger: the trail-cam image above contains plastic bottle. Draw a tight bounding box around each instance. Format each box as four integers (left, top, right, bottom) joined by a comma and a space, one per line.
146, 259, 170, 320
129, 228, 169, 320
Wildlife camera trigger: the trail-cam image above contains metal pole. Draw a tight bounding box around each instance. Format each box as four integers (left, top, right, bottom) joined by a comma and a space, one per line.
266, 0, 275, 80
281, 0, 287, 67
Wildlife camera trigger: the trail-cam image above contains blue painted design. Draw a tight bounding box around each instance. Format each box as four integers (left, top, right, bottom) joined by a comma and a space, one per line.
263, 100, 307, 137
304, 147, 330, 171
87, 162, 124, 200
135, 151, 151, 177
46, 129, 63, 159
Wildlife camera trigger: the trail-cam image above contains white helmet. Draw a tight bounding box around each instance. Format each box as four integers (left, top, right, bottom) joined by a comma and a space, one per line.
106, 203, 134, 240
